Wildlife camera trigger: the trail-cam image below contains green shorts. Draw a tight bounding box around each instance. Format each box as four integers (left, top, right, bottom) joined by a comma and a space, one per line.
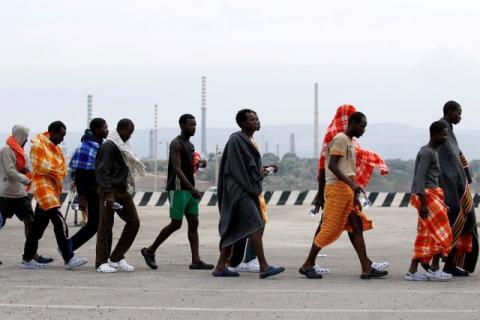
168, 190, 199, 220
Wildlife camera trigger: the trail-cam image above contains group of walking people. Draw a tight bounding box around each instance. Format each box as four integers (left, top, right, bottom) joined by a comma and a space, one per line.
0, 101, 477, 281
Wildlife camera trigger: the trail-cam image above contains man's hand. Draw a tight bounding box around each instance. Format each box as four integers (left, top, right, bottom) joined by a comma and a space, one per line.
262, 164, 278, 176
313, 191, 325, 212
191, 188, 202, 199
350, 182, 363, 194
104, 193, 114, 209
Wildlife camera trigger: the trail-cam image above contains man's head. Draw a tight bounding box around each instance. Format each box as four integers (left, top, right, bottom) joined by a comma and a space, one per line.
347, 112, 367, 138
11, 125, 30, 147
443, 100, 462, 125
179, 114, 196, 137
48, 121, 67, 145
236, 109, 260, 132
116, 118, 135, 142
90, 118, 109, 140
429, 120, 448, 146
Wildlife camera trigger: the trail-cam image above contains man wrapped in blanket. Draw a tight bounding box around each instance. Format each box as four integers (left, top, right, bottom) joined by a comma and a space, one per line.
406, 121, 453, 281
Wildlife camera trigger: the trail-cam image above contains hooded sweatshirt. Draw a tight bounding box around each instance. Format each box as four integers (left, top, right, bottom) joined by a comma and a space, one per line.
0, 125, 31, 198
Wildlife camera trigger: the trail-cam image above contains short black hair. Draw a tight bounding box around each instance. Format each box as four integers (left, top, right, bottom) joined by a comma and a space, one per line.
429, 120, 446, 136
235, 109, 257, 127
179, 114, 195, 126
443, 100, 461, 115
48, 121, 66, 133
117, 118, 134, 130
348, 112, 366, 126
89, 118, 107, 132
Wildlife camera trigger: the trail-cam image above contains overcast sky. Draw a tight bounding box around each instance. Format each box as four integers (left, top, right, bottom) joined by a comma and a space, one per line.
1, 0, 479, 132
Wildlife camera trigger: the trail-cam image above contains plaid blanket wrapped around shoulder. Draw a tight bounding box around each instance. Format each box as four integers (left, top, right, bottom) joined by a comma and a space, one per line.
318, 104, 389, 188
30, 132, 67, 210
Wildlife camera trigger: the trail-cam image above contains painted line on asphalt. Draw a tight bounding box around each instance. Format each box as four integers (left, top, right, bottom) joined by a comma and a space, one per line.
0, 303, 477, 313
3, 285, 480, 295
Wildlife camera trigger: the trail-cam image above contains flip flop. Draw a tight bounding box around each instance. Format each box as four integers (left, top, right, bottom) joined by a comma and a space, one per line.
190, 261, 214, 270
212, 268, 240, 277
260, 266, 285, 279
299, 267, 323, 279
360, 268, 388, 279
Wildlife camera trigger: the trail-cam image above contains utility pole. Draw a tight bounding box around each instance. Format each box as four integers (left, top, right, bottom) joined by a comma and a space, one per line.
314, 83, 319, 158
201, 76, 207, 155
214, 145, 220, 186
153, 105, 158, 192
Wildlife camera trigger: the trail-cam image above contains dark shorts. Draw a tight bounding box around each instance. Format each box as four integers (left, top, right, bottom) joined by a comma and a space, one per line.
0, 196, 35, 226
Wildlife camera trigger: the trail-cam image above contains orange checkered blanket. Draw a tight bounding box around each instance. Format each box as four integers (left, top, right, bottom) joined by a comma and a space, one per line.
30, 132, 66, 210
410, 188, 453, 263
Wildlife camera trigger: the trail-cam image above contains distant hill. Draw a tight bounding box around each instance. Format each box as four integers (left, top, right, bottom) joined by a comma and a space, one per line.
1, 123, 479, 160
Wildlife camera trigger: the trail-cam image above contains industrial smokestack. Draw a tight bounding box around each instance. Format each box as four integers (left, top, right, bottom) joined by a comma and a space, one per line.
87, 95, 93, 127
313, 83, 319, 159
290, 133, 296, 154
154, 105, 158, 192
201, 76, 207, 155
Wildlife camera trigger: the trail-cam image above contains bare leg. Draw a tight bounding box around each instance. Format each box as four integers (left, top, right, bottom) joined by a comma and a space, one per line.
185, 214, 201, 264
348, 213, 371, 274
408, 259, 419, 274
146, 219, 182, 255
248, 229, 269, 272
214, 245, 233, 273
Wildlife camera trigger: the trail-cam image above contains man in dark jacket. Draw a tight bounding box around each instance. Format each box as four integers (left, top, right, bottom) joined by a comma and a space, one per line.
95, 119, 141, 273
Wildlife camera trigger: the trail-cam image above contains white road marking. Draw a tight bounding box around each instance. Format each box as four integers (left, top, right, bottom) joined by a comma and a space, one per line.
0, 304, 477, 313
3, 285, 480, 295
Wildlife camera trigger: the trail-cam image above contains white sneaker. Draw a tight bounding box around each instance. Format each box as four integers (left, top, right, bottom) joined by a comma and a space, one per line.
65, 256, 88, 270
235, 259, 260, 273
405, 272, 429, 281
19, 260, 47, 269
371, 261, 389, 271
246, 259, 260, 272
108, 259, 134, 272
427, 269, 452, 281
313, 264, 330, 274
96, 263, 117, 273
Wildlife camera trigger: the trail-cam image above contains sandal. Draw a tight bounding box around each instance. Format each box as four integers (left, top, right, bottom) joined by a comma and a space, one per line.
445, 266, 469, 277
360, 268, 388, 279
212, 268, 240, 277
141, 248, 158, 270
313, 264, 330, 274
371, 261, 389, 271
260, 266, 285, 279
96, 263, 117, 273
427, 269, 452, 281
299, 267, 323, 279
404, 272, 429, 281
190, 261, 214, 270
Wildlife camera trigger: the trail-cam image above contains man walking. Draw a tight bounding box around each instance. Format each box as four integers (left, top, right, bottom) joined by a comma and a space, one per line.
212, 109, 284, 279
21, 121, 87, 269
406, 121, 453, 281
299, 112, 388, 279
95, 119, 143, 273
141, 114, 213, 270
0, 125, 53, 265
69, 118, 109, 251
437, 101, 478, 275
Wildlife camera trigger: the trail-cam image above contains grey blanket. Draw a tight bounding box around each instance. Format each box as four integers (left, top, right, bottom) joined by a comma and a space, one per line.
437, 118, 478, 272
217, 131, 264, 249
